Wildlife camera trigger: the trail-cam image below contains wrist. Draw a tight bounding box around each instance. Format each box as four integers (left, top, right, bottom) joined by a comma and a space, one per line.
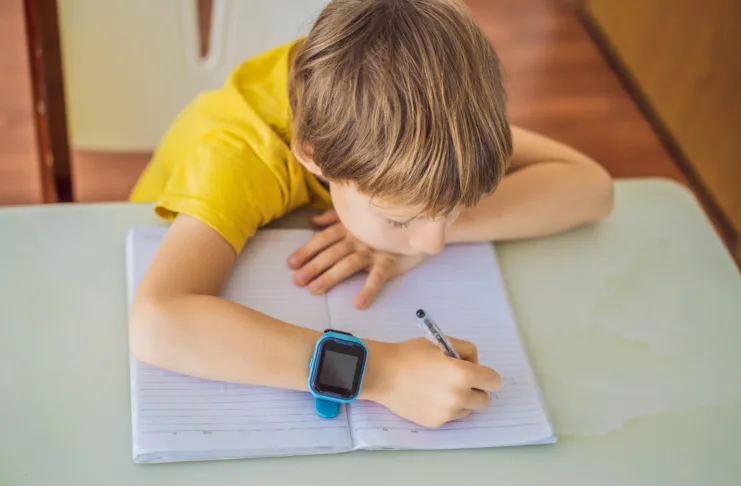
445, 212, 474, 244
446, 207, 502, 244
358, 339, 395, 403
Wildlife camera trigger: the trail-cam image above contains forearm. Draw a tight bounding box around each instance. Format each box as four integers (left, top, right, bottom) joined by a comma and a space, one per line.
447, 161, 613, 243
129, 295, 389, 398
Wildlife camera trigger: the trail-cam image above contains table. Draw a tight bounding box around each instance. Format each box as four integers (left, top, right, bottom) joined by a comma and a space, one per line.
2, 179, 740, 485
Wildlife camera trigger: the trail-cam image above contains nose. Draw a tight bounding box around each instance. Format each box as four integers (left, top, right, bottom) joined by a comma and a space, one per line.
409, 222, 446, 255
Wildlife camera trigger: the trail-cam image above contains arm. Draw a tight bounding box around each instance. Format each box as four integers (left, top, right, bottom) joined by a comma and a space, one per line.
128, 214, 501, 427
128, 214, 330, 391
447, 126, 614, 243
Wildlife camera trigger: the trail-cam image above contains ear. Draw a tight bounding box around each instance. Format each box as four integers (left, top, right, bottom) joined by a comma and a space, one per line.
293, 142, 324, 177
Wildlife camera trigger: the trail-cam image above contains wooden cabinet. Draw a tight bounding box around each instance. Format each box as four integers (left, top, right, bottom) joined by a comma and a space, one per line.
582, 0, 741, 259
0, 0, 44, 204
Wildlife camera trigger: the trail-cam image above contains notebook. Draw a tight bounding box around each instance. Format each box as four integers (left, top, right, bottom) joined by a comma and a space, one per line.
125, 226, 556, 463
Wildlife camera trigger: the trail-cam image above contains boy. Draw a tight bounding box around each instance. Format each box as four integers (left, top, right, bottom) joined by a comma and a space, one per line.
128, 0, 613, 428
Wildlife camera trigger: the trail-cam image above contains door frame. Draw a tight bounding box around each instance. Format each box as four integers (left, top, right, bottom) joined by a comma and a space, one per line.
23, 0, 71, 202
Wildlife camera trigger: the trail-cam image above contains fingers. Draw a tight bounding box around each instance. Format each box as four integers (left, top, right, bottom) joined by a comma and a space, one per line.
462, 389, 492, 411
311, 209, 339, 227
452, 409, 472, 421
293, 240, 354, 287
354, 263, 391, 309
449, 337, 478, 364
306, 253, 368, 295
449, 391, 489, 424
288, 224, 345, 269
458, 360, 502, 392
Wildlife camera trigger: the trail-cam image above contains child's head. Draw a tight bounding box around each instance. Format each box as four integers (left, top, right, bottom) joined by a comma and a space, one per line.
289, 0, 512, 256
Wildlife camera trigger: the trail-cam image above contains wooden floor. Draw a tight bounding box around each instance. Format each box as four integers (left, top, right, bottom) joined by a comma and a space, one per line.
0, 0, 693, 206
470, 0, 685, 182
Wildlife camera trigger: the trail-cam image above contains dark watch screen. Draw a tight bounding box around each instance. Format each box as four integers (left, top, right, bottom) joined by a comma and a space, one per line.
317, 351, 358, 391
314, 339, 366, 398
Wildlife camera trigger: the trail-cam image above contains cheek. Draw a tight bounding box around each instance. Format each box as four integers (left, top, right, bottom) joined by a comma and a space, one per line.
332, 200, 376, 239
346, 218, 399, 249
329, 187, 413, 253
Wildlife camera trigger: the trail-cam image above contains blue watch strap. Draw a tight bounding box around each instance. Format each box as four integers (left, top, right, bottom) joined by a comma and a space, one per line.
314, 399, 341, 418
310, 352, 342, 418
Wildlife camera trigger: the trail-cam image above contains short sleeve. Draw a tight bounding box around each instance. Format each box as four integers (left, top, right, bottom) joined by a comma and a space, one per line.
154, 131, 293, 254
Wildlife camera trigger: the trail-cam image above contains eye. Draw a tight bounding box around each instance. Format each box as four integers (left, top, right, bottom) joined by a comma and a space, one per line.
388, 220, 410, 229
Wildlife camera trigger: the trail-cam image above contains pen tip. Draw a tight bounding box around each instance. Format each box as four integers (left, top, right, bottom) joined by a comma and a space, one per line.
416, 309, 425, 319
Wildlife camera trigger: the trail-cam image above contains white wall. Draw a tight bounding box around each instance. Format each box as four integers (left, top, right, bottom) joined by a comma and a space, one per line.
58, 0, 327, 151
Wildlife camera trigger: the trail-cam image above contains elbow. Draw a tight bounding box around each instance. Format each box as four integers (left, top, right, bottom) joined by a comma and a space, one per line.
584, 163, 615, 223
128, 297, 173, 366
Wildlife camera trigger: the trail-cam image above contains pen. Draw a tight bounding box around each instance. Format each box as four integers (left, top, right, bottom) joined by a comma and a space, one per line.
415, 309, 461, 359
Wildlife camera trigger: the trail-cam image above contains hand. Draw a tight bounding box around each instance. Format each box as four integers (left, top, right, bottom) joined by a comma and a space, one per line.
288, 209, 426, 309
364, 337, 502, 428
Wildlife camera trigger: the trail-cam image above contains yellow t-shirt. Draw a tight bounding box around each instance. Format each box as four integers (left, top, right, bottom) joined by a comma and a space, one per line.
129, 40, 331, 253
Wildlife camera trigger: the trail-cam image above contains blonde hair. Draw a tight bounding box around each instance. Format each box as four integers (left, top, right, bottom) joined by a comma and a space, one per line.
289, 0, 512, 215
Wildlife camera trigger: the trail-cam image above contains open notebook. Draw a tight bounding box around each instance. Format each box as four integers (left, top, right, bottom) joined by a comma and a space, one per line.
125, 226, 555, 463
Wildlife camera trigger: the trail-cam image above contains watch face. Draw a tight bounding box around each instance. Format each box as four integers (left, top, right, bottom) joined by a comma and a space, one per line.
313, 338, 367, 399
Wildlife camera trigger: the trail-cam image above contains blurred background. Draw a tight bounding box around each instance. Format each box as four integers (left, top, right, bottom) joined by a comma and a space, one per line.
1, 0, 739, 263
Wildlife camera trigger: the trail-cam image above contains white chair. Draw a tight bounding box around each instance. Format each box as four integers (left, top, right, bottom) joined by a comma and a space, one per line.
57, 0, 327, 199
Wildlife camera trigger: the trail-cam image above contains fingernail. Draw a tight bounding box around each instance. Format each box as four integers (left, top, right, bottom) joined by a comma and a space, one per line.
288, 256, 298, 266
310, 282, 323, 294
356, 296, 367, 308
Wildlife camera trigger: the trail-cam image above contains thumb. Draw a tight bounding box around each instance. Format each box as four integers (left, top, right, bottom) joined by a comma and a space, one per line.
354, 265, 390, 309
311, 209, 339, 227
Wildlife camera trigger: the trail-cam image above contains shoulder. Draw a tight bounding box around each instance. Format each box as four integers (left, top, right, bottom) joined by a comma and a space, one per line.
132, 40, 317, 252
228, 38, 302, 86
174, 39, 305, 159
138, 39, 307, 187
148, 130, 311, 254
220, 39, 303, 127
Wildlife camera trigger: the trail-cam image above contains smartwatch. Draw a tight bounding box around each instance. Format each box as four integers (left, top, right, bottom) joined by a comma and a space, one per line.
308, 330, 368, 418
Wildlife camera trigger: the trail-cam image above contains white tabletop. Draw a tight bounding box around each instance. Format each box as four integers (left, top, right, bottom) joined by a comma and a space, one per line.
1, 179, 740, 485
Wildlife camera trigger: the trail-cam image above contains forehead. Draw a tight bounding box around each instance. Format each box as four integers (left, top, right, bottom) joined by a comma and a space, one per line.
369, 196, 454, 221
343, 181, 457, 219
356, 191, 421, 217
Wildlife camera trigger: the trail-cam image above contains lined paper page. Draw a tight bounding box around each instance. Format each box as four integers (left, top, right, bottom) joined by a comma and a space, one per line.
326, 243, 555, 450
126, 227, 352, 462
